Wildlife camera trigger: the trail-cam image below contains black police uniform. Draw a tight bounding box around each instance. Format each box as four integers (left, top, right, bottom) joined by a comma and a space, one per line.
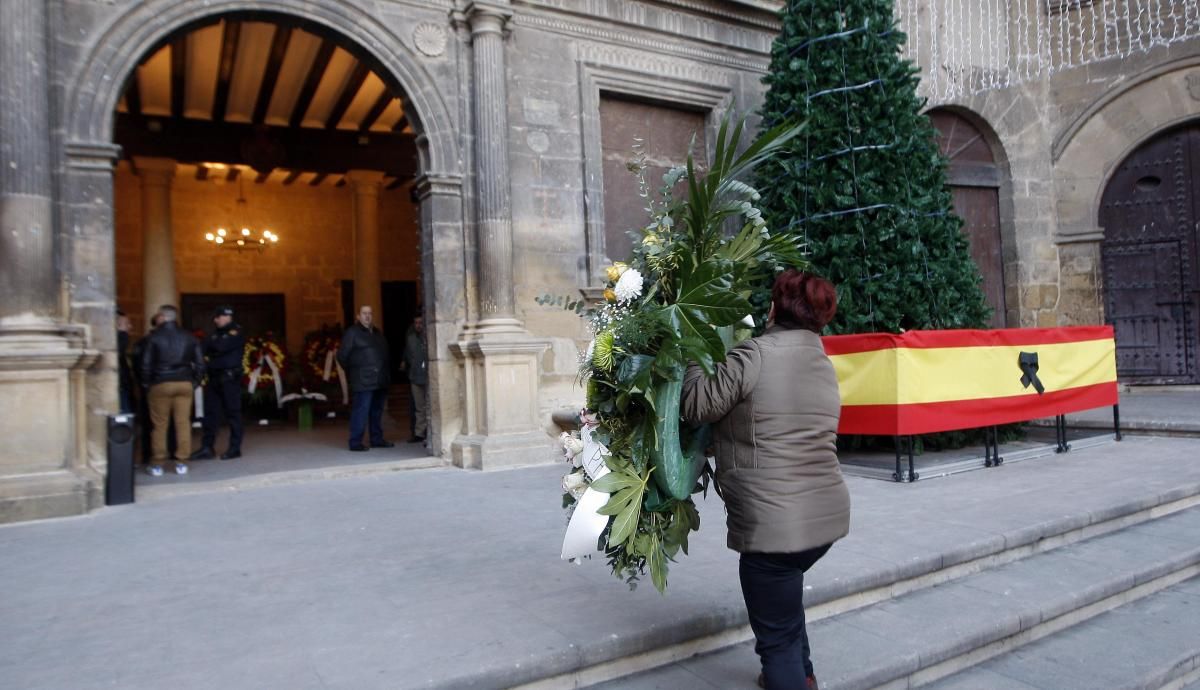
199, 312, 246, 457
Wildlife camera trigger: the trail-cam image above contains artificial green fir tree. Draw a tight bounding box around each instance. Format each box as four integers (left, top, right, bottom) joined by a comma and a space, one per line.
755, 0, 990, 334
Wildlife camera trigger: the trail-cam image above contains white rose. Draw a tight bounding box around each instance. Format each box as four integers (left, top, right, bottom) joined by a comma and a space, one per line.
563, 436, 585, 458
562, 471, 588, 498
614, 268, 644, 303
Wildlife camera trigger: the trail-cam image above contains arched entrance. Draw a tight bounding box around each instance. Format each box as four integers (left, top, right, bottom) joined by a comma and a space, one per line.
59, 0, 466, 479
108, 12, 432, 469
930, 108, 1010, 328
1099, 123, 1200, 384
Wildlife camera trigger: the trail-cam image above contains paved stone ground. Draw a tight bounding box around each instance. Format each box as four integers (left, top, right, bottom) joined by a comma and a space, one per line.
1063, 387, 1200, 434
2, 436, 1199, 689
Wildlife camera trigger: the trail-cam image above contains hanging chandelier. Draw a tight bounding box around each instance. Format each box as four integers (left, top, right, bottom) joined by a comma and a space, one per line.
204, 174, 279, 251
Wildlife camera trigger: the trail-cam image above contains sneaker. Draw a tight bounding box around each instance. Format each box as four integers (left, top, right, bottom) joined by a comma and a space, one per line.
146, 465, 164, 477
174, 463, 188, 475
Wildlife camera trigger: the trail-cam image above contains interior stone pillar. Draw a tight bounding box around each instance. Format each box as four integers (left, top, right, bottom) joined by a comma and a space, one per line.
135, 157, 178, 322
0, 0, 57, 324
450, 2, 554, 470
0, 2, 102, 523
347, 170, 385, 327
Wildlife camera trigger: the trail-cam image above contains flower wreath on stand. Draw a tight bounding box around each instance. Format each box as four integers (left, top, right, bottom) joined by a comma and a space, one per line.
242, 333, 288, 423
301, 324, 347, 417
545, 116, 808, 593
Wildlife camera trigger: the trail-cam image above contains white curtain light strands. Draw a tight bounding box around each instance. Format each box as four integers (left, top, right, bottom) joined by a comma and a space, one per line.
893, 0, 1200, 102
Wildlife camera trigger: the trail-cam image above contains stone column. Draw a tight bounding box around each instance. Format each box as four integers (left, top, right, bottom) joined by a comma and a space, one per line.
0, 0, 56, 324
348, 170, 385, 327
467, 2, 521, 332
136, 158, 178, 322
447, 2, 554, 470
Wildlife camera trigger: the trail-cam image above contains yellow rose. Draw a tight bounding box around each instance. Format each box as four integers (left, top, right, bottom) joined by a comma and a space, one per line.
603, 288, 617, 302
604, 262, 628, 282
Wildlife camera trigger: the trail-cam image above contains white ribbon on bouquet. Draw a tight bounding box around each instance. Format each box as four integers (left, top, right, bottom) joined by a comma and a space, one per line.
247, 354, 284, 408
322, 350, 350, 405
561, 423, 614, 561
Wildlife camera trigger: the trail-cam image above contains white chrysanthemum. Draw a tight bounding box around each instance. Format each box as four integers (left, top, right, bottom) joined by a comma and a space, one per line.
584, 338, 595, 365
613, 268, 644, 303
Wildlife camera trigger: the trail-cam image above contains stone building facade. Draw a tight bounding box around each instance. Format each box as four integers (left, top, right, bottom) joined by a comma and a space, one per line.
1, 0, 1198, 523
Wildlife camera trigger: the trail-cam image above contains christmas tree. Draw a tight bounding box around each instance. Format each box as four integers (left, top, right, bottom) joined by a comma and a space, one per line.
755, 0, 990, 334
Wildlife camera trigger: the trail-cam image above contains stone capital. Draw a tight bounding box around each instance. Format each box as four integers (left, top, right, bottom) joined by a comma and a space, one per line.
133, 157, 177, 184
464, 1, 512, 36
413, 173, 464, 201
346, 169, 386, 191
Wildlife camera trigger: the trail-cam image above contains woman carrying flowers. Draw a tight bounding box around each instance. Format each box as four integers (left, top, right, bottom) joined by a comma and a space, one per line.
680, 269, 850, 690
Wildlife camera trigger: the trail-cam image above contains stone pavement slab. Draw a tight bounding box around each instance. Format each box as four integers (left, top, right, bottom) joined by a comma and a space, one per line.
1, 436, 1199, 689
927, 576, 1200, 690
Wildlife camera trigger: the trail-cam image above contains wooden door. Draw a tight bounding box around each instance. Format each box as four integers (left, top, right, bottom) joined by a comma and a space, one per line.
930, 110, 1008, 328
1100, 125, 1200, 384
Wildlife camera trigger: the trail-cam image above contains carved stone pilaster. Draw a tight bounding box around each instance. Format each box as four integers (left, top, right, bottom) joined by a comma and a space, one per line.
0, 0, 56, 323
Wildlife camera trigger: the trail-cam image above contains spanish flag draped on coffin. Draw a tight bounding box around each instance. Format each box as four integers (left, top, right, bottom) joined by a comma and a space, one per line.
821, 327, 1119, 436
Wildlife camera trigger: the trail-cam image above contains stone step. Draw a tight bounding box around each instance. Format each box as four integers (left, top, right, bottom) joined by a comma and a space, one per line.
925, 576, 1200, 690
584, 506, 1200, 690
506, 463, 1200, 690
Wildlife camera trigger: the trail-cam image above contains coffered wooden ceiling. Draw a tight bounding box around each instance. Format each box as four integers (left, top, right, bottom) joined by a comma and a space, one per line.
116, 18, 418, 186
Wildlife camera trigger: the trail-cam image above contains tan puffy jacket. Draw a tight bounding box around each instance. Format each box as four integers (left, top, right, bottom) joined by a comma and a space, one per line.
681, 326, 851, 554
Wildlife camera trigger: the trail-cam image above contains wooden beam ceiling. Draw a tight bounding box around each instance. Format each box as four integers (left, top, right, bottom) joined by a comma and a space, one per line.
211, 20, 242, 122
115, 113, 419, 178
359, 92, 393, 132
170, 38, 187, 119
281, 170, 303, 186
308, 173, 329, 187
253, 25, 294, 125
325, 62, 371, 130
290, 40, 336, 128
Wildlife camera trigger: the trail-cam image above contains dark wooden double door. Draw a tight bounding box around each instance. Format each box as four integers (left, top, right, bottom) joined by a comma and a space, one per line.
1100, 124, 1200, 384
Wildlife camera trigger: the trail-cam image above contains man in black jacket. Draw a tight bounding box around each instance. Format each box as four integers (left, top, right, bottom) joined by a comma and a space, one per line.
139, 305, 205, 476
337, 305, 393, 451
191, 305, 246, 461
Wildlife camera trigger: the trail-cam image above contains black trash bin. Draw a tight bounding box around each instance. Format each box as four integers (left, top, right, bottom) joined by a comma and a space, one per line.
106, 413, 136, 505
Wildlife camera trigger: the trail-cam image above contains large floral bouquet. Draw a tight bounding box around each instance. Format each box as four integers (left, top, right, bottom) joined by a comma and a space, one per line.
243, 333, 288, 406
550, 117, 808, 592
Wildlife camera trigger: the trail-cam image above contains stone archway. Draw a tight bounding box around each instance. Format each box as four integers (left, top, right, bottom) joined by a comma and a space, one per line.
58, 0, 468, 474
1098, 122, 1200, 384
1054, 60, 1200, 382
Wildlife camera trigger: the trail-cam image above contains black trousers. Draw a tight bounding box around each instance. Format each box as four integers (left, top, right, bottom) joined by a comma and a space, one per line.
201, 370, 243, 452
740, 543, 833, 690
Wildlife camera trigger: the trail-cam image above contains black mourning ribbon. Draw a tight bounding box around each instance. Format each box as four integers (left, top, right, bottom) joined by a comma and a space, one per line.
1018, 352, 1045, 395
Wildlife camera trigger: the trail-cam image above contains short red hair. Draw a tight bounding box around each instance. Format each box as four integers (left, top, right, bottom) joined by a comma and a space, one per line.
771, 269, 837, 332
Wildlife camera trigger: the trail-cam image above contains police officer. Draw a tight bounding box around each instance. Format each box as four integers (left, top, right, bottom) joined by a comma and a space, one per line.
191, 306, 246, 460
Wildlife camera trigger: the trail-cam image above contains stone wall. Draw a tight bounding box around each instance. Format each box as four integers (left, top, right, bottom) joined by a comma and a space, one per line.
112, 166, 420, 355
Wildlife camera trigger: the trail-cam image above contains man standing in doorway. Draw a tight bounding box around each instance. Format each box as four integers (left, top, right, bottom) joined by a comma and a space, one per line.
337, 305, 393, 452
139, 305, 205, 476
403, 315, 428, 444
192, 306, 246, 461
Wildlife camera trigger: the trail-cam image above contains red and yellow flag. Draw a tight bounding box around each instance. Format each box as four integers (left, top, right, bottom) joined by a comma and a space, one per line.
822, 327, 1118, 436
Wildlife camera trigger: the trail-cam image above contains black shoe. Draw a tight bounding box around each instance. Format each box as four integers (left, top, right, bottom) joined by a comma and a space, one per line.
349, 445, 369, 452
407, 436, 425, 444
371, 440, 395, 448
220, 450, 241, 460
189, 447, 215, 460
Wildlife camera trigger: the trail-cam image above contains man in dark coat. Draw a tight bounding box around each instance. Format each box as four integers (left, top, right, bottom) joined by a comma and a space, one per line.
337, 305, 393, 451
116, 310, 133, 414
402, 315, 428, 443
191, 305, 246, 461
139, 305, 205, 476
